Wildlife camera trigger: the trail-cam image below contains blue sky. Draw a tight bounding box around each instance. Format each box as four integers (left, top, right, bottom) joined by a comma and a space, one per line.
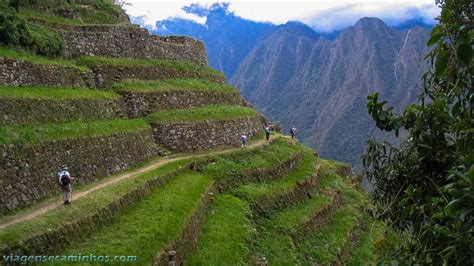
125, 0, 440, 32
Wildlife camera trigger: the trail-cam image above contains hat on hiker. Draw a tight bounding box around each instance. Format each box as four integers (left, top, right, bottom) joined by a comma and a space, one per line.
60, 165, 68, 171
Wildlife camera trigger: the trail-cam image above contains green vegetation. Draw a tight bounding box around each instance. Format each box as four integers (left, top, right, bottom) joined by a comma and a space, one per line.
363, 0, 473, 264
348, 222, 384, 266
0, 5, 63, 56
0, 47, 84, 69
203, 138, 301, 180
0, 158, 195, 247
0, 119, 149, 144
1, 0, 126, 25
112, 78, 238, 93
230, 147, 316, 203
65, 172, 213, 264
0, 85, 120, 99
188, 195, 254, 265
146, 105, 259, 123
75, 56, 224, 77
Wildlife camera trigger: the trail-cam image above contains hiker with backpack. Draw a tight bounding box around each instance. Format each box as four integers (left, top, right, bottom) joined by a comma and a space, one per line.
265, 126, 271, 143
57, 165, 76, 205
290, 126, 297, 140
241, 131, 247, 148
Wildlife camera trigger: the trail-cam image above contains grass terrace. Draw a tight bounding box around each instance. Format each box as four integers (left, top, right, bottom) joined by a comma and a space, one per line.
229, 147, 316, 203
188, 194, 254, 265
0, 86, 120, 99
64, 172, 213, 264
112, 78, 238, 93
0, 119, 149, 145
146, 105, 259, 123
0, 47, 86, 69
75, 56, 224, 77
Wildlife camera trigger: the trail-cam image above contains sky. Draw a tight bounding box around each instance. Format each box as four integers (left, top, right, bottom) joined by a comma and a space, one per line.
124, 0, 440, 32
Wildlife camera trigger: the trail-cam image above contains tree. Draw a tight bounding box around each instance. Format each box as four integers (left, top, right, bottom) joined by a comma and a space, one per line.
362, 0, 473, 264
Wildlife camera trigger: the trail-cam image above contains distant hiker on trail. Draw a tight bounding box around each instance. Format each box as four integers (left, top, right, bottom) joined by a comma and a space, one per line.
290, 126, 297, 140
241, 132, 247, 148
57, 165, 75, 205
265, 126, 271, 143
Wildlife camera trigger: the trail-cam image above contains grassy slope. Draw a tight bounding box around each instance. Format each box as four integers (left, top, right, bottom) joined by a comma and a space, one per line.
229, 147, 315, 203
112, 79, 238, 93
187, 194, 253, 265
0, 86, 120, 99
64, 172, 213, 265
146, 105, 259, 123
0, 119, 149, 145
0, 159, 194, 247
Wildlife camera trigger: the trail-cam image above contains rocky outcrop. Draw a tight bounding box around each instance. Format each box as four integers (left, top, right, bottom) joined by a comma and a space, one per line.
119, 90, 245, 118
150, 116, 265, 152
0, 97, 124, 125
0, 129, 157, 211
0, 57, 94, 88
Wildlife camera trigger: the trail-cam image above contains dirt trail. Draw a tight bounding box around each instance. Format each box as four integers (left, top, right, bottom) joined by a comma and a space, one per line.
0, 140, 267, 230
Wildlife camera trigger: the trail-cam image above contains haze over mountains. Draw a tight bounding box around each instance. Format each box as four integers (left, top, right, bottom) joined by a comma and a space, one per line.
141, 4, 433, 167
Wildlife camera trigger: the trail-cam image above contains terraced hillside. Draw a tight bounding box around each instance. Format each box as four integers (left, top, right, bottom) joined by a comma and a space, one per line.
0, 1, 391, 264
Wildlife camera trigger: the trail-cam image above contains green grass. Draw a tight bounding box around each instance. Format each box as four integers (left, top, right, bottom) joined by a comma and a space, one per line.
0, 46, 85, 70
0, 158, 196, 247
0, 119, 149, 145
297, 204, 361, 264
75, 56, 224, 77
0, 86, 120, 99
348, 221, 384, 266
18, 0, 125, 26
229, 147, 316, 203
203, 139, 302, 181
146, 105, 259, 123
111, 78, 238, 93
64, 172, 213, 265
188, 194, 254, 265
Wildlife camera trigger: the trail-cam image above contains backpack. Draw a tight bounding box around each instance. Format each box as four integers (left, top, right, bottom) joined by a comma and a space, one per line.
58, 171, 70, 186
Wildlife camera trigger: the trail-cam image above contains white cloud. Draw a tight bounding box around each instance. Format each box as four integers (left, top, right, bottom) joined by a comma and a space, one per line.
125, 0, 440, 31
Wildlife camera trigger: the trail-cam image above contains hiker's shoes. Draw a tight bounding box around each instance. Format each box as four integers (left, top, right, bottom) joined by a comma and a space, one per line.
64, 200, 71, 205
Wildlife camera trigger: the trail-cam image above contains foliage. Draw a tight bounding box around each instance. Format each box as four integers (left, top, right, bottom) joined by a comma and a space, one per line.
0, 5, 63, 56
0, 6, 31, 47
362, 0, 473, 264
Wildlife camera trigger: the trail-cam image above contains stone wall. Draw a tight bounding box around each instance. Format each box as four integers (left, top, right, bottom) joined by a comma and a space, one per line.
150, 116, 266, 152
56, 25, 208, 66
0, 97, 124, 125
0, 129, 157, 211
0, 57, 95, 87
119, 90, 246, 118
91, 64, 226, 88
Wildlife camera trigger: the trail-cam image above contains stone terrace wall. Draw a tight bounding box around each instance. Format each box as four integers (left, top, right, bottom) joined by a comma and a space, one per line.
0, 57, 95, 87
119, 90, 246, 118
0, 98, 125, 125
150, 116, 266, 152
91, 64, 226, 88
0, 129, 157, 211
57, 25, 208, 66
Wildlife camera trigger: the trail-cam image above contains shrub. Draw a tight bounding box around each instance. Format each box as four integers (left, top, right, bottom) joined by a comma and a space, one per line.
28, 24, 63, 56
0, 6, 31, 47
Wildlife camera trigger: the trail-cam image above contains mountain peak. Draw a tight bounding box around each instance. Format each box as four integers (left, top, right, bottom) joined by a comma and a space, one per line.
354, 17, 388, 29
276, 21, 319, 39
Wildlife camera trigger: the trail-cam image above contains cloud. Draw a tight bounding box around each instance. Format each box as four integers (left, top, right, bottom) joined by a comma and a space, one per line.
125, 0, 440, 31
